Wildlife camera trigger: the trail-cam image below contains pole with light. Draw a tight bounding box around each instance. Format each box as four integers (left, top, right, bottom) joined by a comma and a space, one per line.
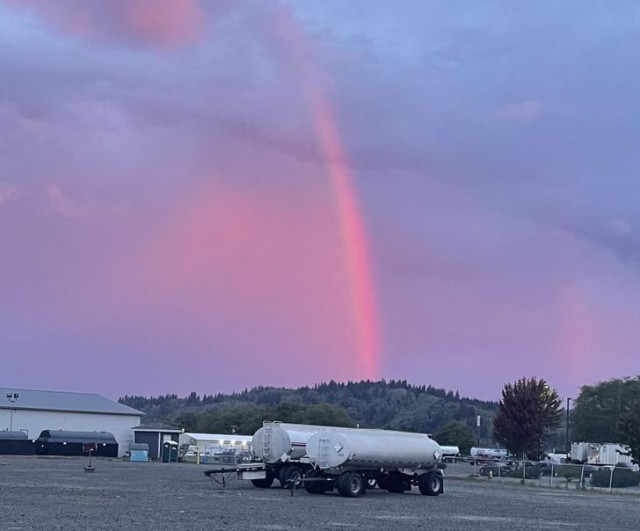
6, 392, 19, 431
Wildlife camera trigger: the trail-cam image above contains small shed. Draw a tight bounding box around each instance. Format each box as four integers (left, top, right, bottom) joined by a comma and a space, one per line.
36, 430, 118, 457
0, 431, 35, 455
133, 424, 181, 461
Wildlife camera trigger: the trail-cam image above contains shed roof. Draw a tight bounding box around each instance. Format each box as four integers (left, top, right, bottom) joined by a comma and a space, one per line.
133, 423, 181, 433
0, 388, 143, 417
181, 432, 253, 442
37, 430, 118, 444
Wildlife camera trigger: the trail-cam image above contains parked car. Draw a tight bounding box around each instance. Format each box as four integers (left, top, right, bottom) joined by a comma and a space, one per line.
479, 462, 512, 477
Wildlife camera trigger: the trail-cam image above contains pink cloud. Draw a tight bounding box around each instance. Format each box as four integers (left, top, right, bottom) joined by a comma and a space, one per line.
107, 180, 364, 380
7, 0, 205, 49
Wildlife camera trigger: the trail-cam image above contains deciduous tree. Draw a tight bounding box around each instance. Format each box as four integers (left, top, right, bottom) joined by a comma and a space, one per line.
572, 377, 640, 442
617, 400, 640, 463
433, 420, 474, 454
492, 377, 562, 459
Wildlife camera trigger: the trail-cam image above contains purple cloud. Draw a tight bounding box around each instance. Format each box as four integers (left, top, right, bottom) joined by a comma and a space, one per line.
2, 1, 640, 401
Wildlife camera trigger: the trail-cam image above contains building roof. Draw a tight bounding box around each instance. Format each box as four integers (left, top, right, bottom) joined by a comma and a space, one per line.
0, 388, 143, 417
181, 432, 253, 442
133, 423, 181, 433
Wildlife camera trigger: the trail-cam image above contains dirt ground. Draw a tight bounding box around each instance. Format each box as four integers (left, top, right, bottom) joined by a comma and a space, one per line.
1, 456, 639, 530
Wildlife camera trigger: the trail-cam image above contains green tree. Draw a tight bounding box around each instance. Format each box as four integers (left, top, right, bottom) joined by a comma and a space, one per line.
617, 400, 640, 463
433, 420, 475, 454
119, 380, 499, 434
492, 377, 562, 459
572, 377, 640, 442
302, 403, 355, 427
174, 412, 199, 431
198, 405, 272, 435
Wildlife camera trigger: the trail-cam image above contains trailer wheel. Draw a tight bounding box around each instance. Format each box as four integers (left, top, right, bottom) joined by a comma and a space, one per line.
418, 472, 443, 496
279, 465, 303, 489
387, 472, 411, 494
376, 474, 390, 490
304, 469, 330, 494
251, 476, 274, 489
337, 472, 366, 497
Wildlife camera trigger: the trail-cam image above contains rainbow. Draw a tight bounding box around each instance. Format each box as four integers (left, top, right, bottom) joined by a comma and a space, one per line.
272, 8, 381, 380
310, 96, 380, 380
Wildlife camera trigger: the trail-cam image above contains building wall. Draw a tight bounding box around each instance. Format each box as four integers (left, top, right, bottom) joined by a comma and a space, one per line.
134, 432, 180, 460
134, 432, 161, 460
0, 409, 140, 457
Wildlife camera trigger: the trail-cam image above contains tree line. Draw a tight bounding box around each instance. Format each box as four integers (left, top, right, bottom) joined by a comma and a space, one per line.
120, 376, 640, 462
120, 379, 497, 441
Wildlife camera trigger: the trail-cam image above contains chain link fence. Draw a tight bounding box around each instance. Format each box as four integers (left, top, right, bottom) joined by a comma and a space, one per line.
446, 458, 640, 492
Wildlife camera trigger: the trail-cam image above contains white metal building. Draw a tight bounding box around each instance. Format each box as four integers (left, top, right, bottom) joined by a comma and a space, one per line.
0, 388, 143, 457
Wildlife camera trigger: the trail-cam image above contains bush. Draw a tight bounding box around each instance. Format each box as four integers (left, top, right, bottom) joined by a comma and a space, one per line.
555, 465, 582, 482
590, 466, 640, 488
505, 463, 541, 479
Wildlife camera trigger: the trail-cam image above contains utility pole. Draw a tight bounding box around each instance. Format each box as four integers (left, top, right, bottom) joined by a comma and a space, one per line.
6, 392, 19, 431
565, 397, 571, 455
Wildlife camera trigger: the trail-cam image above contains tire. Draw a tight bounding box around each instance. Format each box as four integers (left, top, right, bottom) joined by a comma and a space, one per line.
387, 472, 410, 494
279, 465, 303, 489
418, 472, 443, 496
337, 472, 366, 497
376, 474, 390, 490
304, 469, 329, 494
367, 478, 377, 489
251, 476, 274, 489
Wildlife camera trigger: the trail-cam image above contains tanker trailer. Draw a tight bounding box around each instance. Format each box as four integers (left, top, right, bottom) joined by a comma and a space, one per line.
251, 422, 326, 488
305, 429, 443, 497
251, 422, 427, 489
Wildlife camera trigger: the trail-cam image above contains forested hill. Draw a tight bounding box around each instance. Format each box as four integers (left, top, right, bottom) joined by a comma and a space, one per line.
120, 380, 498, 437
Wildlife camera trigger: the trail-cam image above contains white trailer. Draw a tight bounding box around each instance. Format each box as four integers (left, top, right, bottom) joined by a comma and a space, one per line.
304, 428, 444, 497
207, 421, 444, 495
470, 447, 508, 460
599, 443, 632, 465
251, 421, 435, 488
438, 445, 460, 462
571, 442, 632, 465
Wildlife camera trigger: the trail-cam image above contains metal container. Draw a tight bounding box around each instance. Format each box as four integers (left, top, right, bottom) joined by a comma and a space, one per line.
252, 423, 320, 464
306, 429, 442, 470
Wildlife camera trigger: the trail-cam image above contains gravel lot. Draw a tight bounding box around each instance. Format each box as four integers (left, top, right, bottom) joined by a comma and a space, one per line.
1, 456, 639, 530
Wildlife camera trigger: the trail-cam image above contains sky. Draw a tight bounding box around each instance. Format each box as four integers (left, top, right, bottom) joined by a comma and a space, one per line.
2, 1, 640, 402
